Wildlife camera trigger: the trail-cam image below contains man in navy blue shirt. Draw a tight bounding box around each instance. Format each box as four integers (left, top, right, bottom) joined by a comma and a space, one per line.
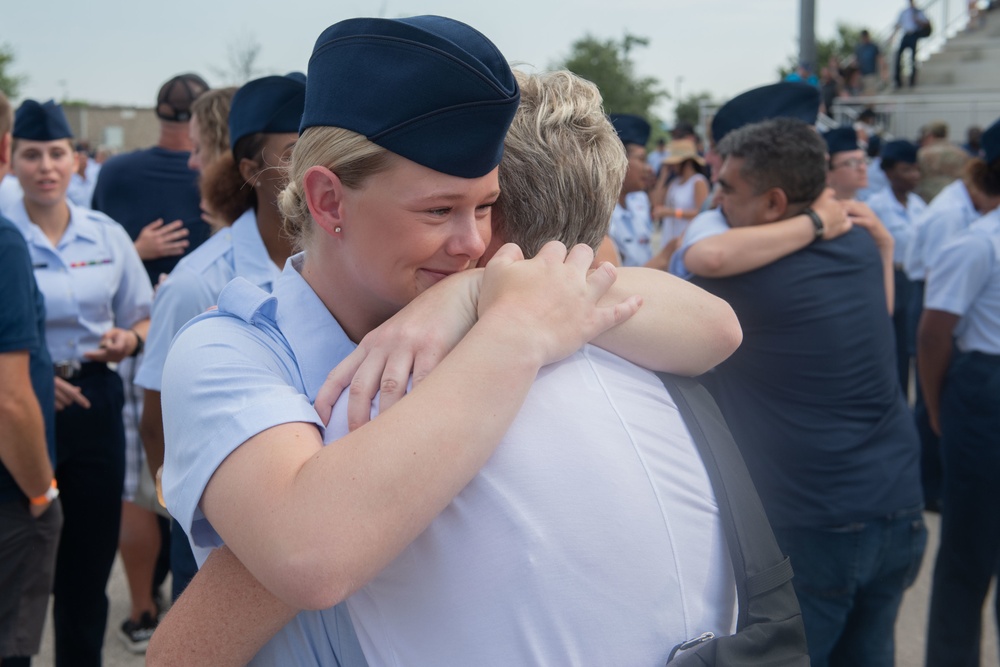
92, 73, 210, 285
694, 118, 924, 667
0, 91, 63, 667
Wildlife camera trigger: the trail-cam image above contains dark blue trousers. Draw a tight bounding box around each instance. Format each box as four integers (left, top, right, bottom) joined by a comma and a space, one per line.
774, 508, 926, 667
893, 268, 915, 394
169, 518, 197, 600
925, 351, 1000, 667
52, 367, 125, 667
895, 32, 921, 87
910, 280, 943, 510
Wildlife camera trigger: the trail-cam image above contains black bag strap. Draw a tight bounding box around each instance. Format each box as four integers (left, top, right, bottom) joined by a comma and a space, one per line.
656, 373, 794, 629
657, 373, 809, 665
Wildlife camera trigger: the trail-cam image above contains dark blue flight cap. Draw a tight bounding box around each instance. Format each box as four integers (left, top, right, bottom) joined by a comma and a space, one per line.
983, 116, 1000, 165
880, 139, 918, 164
229, 73, 307, 149
301, 15, 519, 179
866, 133, 882, 158
823, 126, 859, 155
609, 114, 651, 148
13, 99, 73, 141
711, 82, 819, 145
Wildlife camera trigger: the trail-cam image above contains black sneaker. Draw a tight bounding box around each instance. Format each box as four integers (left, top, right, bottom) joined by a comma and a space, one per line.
118, 611, 158, 654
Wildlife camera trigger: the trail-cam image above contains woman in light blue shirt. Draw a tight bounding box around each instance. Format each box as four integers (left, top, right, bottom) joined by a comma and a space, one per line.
153, 16, 740, 666
6, 99, 152, 665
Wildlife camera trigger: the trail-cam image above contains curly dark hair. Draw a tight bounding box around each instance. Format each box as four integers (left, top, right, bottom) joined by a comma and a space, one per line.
716, 118, 827, 205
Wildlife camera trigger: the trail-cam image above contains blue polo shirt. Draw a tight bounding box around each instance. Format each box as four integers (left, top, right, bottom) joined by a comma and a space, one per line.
0, 216, 55, 502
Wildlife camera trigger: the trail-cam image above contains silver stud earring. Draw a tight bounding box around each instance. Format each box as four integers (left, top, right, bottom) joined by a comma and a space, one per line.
334, 226, 342, 233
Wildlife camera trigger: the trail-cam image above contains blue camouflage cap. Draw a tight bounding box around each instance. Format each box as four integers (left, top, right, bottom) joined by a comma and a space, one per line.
300, 16, 520, 179
711, 82, 820, 145
229, 73, 307, 149
13, 99, 73, 141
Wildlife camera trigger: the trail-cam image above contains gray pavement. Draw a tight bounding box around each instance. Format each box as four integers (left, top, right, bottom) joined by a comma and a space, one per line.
32, 511, 1000, 666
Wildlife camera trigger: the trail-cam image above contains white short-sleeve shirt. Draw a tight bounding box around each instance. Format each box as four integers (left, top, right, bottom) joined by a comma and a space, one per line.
325, 346, 736, 667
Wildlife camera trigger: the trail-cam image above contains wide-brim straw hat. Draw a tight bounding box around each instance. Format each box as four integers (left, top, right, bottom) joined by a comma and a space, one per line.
662, 139, 705, 166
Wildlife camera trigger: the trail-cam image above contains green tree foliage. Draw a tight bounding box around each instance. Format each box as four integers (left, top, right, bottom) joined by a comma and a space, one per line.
779, 23, 870, 77
675, 92, 714, 129
0, 43, 27, 98
557, 33, 667, 119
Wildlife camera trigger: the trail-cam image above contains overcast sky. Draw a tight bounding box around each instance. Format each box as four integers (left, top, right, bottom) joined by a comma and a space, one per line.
5, 1, 918, 119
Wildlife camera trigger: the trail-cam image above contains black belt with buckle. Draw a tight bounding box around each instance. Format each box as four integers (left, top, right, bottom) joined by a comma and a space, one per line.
53, 361, 108, 380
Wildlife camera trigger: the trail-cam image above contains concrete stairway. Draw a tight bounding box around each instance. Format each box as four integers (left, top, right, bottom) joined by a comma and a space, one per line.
896, 8, 1000, 95
841, 8, 1000, 140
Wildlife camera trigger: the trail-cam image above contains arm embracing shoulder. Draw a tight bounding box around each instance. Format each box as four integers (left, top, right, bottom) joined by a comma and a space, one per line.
186, 243, 640, 610
592, 267, 741, 375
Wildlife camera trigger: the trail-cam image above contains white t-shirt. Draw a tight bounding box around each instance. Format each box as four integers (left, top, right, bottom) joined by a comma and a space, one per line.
330, 345, 737, 667
661, 173, 709, 248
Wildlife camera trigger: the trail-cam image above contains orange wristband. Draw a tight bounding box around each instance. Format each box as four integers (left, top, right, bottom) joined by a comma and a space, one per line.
30, 479, 59, 505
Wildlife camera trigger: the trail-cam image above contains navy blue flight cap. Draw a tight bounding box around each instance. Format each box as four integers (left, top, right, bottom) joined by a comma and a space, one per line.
881, 139, 918, 164
823, 126, 860, 155
711, 82, 819, 145
983, 116, 1000, 165
609, 114, 651, 148
13, 99, 73, 141
229, 74, 307, 149
301, 16, 519, 179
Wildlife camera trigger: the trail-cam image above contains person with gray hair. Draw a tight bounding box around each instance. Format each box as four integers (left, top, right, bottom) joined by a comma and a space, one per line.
147, 67, 742, 666
691, 117, 924, 667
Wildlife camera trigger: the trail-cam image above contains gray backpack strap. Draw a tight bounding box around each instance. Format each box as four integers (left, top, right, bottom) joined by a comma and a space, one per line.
656, 373, 810, 667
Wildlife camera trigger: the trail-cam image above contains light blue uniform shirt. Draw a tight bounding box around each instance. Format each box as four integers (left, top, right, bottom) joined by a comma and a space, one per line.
924, 209, 1000, 355
905, 179, 978, 281
66, 159, 101, 209
608, 192, 653, 267
161, 254, 366, 666
135, 208, 280, 392
667, 208, 730, 279
3, 199, 151, 363
866, 188, 927, 266
857, 158, 889, 202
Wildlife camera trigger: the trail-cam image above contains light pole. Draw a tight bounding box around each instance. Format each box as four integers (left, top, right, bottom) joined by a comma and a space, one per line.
800, 0, 817, 72
675, 75, 684, 127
